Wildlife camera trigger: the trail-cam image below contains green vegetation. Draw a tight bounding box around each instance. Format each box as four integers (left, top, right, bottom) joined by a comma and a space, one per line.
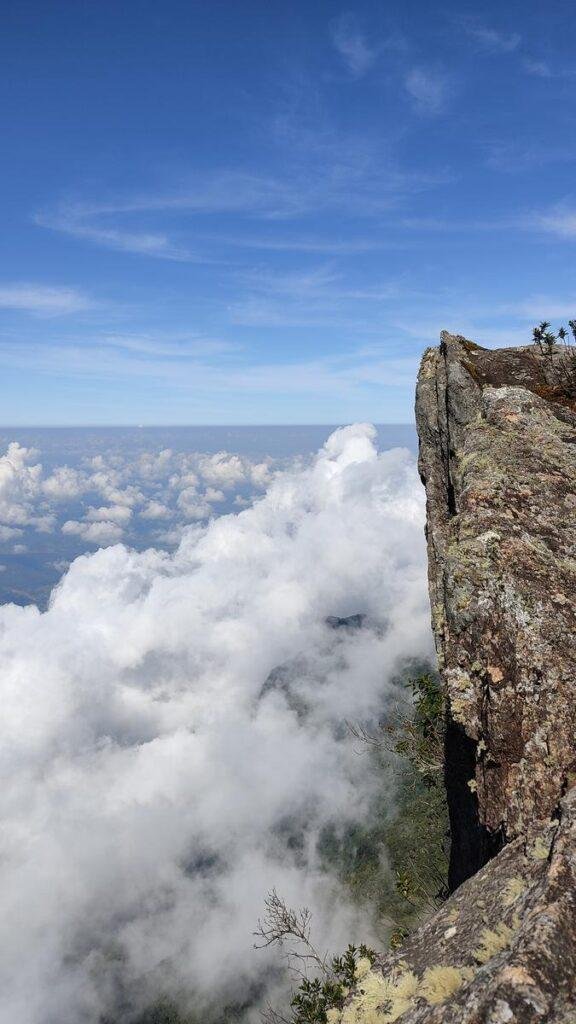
127, 994, 254, 1024
531, 319, 576, 351
382, 671, 448, 924
530, 320, 576, 404
288, 946, 376, 1024
132, 1000, 197, 1024
260, 668, 449, 1023
319, 669, 448, 937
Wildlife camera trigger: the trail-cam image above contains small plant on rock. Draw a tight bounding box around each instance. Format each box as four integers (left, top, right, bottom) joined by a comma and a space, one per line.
530, 320, 576, 400
255, 891, 376, 1024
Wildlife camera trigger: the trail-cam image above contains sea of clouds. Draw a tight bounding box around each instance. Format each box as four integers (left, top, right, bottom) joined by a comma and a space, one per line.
0, 424, 432, 1023
0, 438, 277, 547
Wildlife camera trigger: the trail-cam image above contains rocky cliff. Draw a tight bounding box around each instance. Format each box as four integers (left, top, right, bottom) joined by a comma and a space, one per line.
329, 333, 576, 1023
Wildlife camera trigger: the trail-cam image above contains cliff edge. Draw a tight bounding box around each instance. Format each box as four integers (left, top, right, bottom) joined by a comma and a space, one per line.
329, 333, 576, 1023
417, 332, 576, 889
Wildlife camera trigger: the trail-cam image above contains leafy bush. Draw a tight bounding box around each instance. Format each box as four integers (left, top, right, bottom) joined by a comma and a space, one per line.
289, 945, 376, 1024
260, 940, 376, 1024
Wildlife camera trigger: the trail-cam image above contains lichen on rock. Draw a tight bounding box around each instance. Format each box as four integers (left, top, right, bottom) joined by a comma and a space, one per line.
416, 333, 576, 872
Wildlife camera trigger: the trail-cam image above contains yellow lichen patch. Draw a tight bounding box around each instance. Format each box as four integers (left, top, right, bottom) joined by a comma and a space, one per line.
529, 836, 550, 861
502, 877, 526, 907
332, 958, 477, 1023
467, 779, 478, 793
339, 966, 419, 1024
355, 958, 374, 981
455, 673, 472, 692
420, 965, 473, 1005
473, 922, 516, 964
450, 696, 470, 724
336, 966, 416, 1024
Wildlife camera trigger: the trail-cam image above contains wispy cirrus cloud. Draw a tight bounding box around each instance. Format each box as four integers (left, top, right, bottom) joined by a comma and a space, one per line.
483, 138, 576, 173
204, 232, 391, 254
32, 66, 456, 267
0, 327, 419, 399
228, 263, 402, 329
404, 68, 450, 115
330, 13, 377, 77
529, 202, 576, 238
34, 205, 193, 262
523, 57, 576, 79
32, 156, 452, 266
0, 282, 93, 316
458, 18, 520, 54
501, 296, 576, 319
96, 333, 238, 358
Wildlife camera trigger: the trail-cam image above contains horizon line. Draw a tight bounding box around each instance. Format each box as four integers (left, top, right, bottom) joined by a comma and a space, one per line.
0, 421, 416, 429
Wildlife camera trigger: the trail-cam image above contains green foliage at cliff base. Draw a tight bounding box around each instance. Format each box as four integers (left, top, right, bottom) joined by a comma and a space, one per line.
318, 666, 449, 940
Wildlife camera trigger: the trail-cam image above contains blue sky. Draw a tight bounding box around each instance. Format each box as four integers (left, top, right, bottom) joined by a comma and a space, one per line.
2, 0, 576, 424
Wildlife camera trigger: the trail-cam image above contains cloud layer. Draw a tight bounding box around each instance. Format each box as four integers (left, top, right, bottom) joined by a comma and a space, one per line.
0, 442, 276, 550
0, 425, 431, 1022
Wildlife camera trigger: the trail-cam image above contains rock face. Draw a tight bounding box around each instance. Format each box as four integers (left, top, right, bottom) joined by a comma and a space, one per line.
331, 333, 576, 1023
416, 333, 576, 888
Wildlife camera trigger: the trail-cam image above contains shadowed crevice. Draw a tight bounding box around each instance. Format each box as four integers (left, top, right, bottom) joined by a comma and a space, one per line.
444, 719, 504, 891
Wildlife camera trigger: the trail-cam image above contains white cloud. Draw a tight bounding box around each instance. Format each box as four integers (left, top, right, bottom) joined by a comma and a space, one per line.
197, 452, 249, 489
0, 283, 92, 316
204, 487, 226, 503
140, 500, 173, 520
85, 505, 133, 525
42, 466, 86, 500
0, 442, 282, 548
87, 472, 144, 508
404, 68, 450, 115
33, 514, 56, 534
61, 519, 125, 545
330, 13, 377, 77
0, 525, 22, 541
0, 443, 43, 527
52, 560, 70, 573
0, 427, 431, 1022
176, 488, 213, 520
